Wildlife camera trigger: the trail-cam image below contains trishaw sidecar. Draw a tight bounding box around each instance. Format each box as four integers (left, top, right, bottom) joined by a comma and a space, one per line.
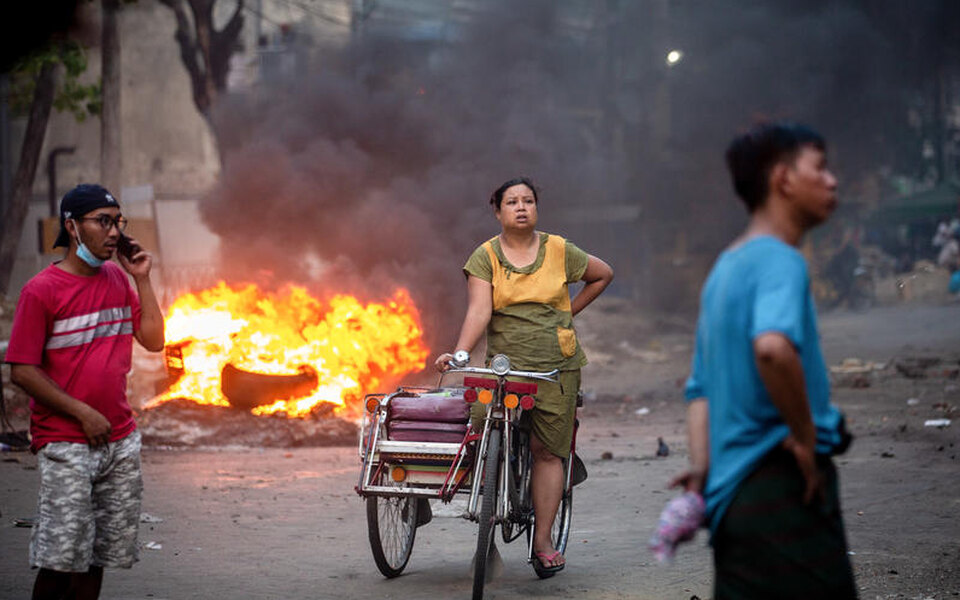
356, 386, 478, 577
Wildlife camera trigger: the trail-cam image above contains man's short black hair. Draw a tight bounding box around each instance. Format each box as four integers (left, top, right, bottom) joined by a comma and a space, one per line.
725, 122, 826, 212
490, 176, 538, 210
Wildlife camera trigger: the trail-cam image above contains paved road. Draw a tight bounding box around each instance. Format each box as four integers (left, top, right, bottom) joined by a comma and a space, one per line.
2, 302, 958, 599
1, 430, 714, 600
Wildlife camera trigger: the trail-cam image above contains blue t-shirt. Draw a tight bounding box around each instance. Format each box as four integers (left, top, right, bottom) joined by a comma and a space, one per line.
685, 236, 844, 535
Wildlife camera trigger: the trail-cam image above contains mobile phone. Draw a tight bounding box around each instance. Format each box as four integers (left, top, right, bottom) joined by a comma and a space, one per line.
117, 233, 140, 260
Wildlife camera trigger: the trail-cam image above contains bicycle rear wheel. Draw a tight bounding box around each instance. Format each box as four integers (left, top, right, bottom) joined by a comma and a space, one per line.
552, 477, 573, 554
472, 428, 501, 600
366, 484, 419, 578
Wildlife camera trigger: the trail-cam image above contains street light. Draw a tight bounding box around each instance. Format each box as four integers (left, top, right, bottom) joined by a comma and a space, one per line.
666, 49, 683, 66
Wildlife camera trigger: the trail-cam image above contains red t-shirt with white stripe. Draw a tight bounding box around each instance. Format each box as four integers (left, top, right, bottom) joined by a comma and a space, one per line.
4, 262, 141, 451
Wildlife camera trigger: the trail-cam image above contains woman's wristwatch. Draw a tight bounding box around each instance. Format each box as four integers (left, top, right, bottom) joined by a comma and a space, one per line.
453, 350, 470, 367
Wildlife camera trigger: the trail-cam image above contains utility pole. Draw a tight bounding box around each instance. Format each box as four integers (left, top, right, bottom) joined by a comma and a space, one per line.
255, 0, 262, 45
352, 0, 373, 40
101, 0, 122, 194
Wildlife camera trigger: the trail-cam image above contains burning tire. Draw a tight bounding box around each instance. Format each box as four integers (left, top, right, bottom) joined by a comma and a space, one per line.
220, 363, 318, 411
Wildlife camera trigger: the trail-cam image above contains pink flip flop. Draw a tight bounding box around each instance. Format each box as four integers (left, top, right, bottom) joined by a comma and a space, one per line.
532, 550, 565, 578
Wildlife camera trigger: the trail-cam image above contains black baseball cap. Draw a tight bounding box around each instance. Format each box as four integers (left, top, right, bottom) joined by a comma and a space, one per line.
53, 184, 120, 248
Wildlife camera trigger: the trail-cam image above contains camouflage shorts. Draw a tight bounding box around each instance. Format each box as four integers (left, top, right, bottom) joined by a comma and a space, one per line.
31, 429, 143, 572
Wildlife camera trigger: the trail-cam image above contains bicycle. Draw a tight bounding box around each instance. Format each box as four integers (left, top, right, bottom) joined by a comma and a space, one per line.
356, 353, 580, 600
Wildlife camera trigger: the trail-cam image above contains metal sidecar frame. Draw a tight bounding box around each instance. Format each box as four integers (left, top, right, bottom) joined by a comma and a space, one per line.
355, 385, 486, 579
356, 386, 479, 502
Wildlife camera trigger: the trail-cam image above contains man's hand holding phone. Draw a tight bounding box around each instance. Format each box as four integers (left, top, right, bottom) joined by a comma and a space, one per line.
116, 233, 152, 278
117, 233, 140, 261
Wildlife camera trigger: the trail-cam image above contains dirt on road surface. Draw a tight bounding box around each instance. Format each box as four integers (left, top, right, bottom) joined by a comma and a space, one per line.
1, 300, 958, 599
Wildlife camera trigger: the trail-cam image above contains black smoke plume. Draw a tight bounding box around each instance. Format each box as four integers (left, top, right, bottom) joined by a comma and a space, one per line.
199, 0, 960, 348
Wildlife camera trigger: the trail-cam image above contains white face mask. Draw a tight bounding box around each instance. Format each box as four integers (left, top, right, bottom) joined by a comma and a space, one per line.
71, 219, 105, 268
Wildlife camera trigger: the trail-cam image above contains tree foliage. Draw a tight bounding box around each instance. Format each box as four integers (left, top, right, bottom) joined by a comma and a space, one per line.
0, 37, 100, 295
7, 40, 101, 123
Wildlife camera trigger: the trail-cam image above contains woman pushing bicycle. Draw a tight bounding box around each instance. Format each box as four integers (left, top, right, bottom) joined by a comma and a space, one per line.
435, 176, 613, 576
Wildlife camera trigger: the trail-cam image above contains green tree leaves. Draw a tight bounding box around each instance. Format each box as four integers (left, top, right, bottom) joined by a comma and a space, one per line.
8, 40, 101, 123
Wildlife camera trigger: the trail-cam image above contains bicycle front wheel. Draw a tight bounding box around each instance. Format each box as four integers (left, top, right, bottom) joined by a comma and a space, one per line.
366, 490, 419, 578
473, 427, 501, 600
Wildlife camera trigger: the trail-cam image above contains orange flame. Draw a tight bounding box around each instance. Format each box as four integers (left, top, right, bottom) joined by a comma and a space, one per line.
145, 282, 429, 417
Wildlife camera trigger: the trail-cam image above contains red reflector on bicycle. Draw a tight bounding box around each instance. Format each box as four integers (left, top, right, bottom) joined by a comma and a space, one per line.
464, 388, 478, 403
504, 381, 537, 395
520, 395, 535, 410
463, 376, 498, 389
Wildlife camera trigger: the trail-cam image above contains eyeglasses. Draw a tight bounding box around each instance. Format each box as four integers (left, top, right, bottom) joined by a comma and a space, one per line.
78, 215, 128, 231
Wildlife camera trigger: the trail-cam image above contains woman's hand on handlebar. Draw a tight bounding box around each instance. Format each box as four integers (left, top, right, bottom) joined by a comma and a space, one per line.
434, 353, 454, 373
435, 350, 469, 372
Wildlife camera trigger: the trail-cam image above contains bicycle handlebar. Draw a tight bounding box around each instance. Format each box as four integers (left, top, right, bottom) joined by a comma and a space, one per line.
444, 363, 559, 383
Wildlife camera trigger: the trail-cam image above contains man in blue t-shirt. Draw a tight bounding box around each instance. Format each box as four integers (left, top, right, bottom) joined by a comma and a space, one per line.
672, 122, 856, 599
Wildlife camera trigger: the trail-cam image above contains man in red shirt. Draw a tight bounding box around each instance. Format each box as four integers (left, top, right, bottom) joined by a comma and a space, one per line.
5, 184, 164, 600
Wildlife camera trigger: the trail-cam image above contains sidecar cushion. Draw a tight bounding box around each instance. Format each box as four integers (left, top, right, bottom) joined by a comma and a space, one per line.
388, 391, 470, 423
